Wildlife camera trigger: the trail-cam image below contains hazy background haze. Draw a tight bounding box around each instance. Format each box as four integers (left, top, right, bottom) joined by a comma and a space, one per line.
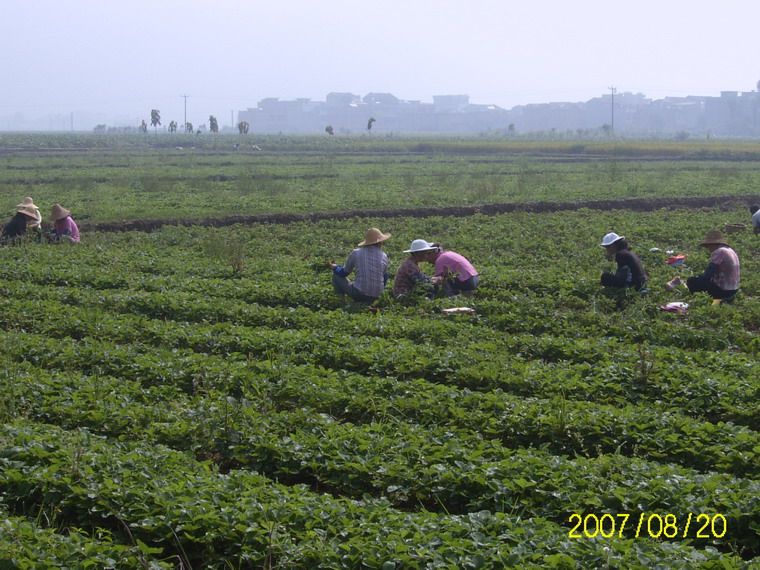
3, 0, 759, 130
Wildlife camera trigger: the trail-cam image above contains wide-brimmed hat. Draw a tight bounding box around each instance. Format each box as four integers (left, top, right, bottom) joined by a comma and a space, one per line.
600, 232, 624, 247
16, 197, 39, 210
358, 227, 391, 246
404, 239, 436, 253
50, 204, 71, 221
17, 205, 39, 219
699, 229, 729, 247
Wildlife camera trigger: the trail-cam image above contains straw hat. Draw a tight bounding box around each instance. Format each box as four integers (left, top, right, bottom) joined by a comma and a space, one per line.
699, 229, 729, 247
17, 205, 39, 219
358, 227, 391, 246
50, 204, 71, 221
16, 197, 39, 210
404, 239, 436, 253
599, 232, 624, 247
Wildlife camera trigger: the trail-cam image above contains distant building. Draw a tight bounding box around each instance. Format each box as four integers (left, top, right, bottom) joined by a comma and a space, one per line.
237, 82, 760, 136
432, 95, 469, 112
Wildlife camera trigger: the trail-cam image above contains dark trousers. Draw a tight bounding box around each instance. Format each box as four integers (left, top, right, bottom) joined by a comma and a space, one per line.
686, 275, 737, 299
442, 275, 479, 297
331, 274, 378, 303
601, 272, 646, 291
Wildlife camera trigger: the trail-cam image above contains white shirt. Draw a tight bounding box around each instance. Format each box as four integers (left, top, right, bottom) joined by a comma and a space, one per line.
752, 209, 760, 230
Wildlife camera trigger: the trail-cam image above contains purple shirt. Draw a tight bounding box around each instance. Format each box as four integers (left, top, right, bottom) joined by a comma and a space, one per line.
54, 216, 80, 243
434, 251, 477, 281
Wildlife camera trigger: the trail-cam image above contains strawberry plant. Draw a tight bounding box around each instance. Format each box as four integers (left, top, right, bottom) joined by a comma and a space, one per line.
0, 140, 759, 566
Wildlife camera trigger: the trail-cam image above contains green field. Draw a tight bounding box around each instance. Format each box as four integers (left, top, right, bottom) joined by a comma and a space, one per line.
1, 135, 759, 568
3, 133, 760, 224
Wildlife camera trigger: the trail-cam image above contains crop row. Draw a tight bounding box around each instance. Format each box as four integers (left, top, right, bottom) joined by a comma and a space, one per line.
2, 329, 760, 481
1, 207, 758, 566
0, 285, 757, 430
0, 514, 168, 569
3, 359, 760, 559
5, 136, 760, 223
3, 422, 744, 568
4, 266, 757, 345
0, 219, 758, 348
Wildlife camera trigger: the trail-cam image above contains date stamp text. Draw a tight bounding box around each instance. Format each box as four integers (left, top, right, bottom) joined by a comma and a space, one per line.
568, 513, 727, 539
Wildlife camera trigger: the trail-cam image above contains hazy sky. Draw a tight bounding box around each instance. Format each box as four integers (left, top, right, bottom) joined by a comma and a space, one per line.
3, 0, 760, 129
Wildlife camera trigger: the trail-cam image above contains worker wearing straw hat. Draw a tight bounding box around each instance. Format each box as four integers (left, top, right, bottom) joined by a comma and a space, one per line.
673, 230, 740, 301
1, 205, 40, 243
47, 203, 80, 243
330, 227, 391, 304
15, 197, 42, 229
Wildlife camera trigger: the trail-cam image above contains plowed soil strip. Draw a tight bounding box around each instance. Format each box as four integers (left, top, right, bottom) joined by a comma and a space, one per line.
81, 194, 759, 233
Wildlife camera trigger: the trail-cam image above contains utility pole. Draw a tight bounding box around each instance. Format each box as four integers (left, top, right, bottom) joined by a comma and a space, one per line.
608, 86, 616, 135
180, 94, 189, 132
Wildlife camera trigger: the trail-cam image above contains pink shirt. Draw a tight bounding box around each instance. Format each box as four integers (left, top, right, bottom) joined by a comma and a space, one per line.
710, 246, 739, 290
54, 216, 80, 243
434, 251, 477, 281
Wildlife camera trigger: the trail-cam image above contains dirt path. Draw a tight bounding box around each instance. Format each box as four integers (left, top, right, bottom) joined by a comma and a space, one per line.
81, 194, 760, 233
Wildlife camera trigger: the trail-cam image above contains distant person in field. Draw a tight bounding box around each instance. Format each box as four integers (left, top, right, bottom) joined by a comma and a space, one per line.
47, 204, 80, 244
599, 232, 647, 291
393, 239, 436, 299
672, 230, 740, 301
330, 227, 391, 304
1, 205, 40, 243
750, 204, 760, 235
424, 242, 479, 297
16, 197, 42, 230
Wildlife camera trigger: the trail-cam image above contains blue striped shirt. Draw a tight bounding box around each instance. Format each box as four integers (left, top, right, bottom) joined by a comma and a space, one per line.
344, 245, 389, 298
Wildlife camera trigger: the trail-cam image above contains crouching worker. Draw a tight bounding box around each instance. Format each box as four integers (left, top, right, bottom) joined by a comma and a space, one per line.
16, 197, 42, 240
1, 205, 40, 244
684, 230, 740, 302
599, 232, 647, 291
426, 243, 479, 297
394, 239, 435, 299
47, 204, 80, 244
331, 227, 390, 304
751, 204, 760, 235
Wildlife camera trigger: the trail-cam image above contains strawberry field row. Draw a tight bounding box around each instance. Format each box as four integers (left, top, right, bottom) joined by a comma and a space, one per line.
0, 285, 757, 431
1, 205, 759, 566
2, 332, 759, 481
3, 422, 741, 568
3, 356, 760, 559
5, 136, 760, 223
0, 515, 167, 569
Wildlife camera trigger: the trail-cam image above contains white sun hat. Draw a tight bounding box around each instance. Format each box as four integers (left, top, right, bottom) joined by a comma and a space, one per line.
600, 232, 624, 247
404, 239, 436, 253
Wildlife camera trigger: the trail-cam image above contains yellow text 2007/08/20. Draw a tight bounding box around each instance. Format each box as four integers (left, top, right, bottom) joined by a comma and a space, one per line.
568, 512, 727, 539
